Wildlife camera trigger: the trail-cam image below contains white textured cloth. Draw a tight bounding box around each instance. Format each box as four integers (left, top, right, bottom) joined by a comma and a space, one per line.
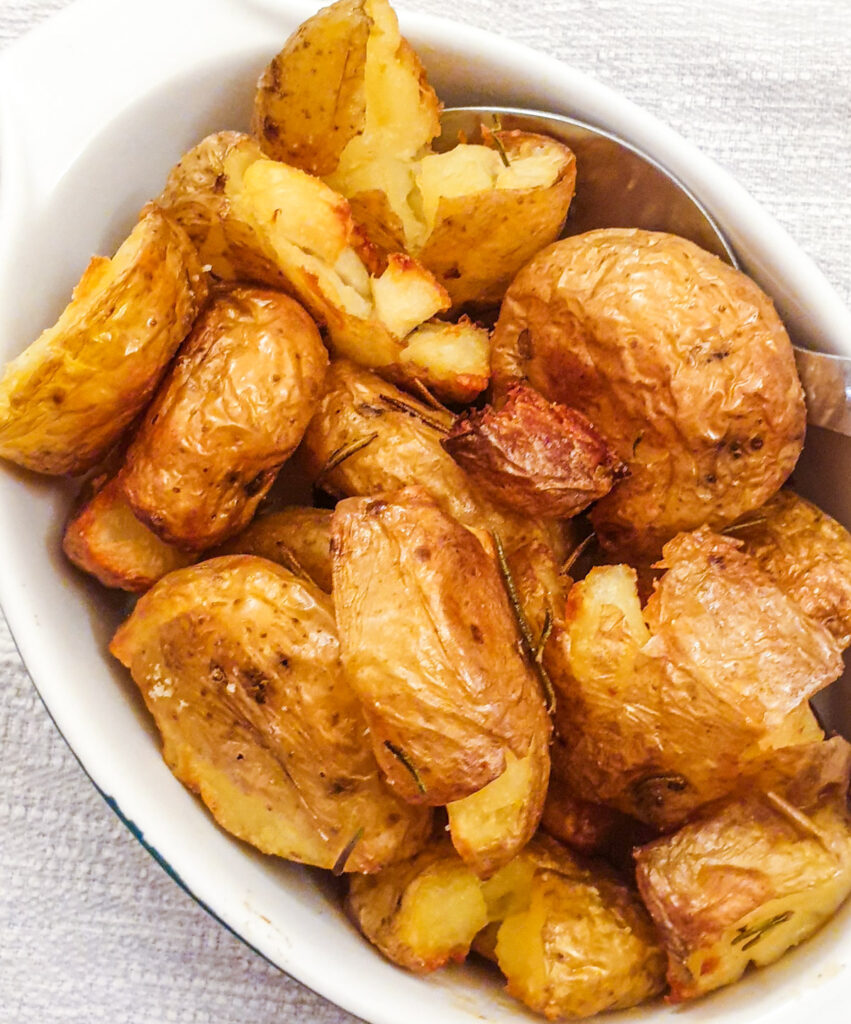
1, 1, 849, 1021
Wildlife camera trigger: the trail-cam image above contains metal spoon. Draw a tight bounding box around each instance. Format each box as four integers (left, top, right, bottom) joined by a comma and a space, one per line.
439, 107, 851, 437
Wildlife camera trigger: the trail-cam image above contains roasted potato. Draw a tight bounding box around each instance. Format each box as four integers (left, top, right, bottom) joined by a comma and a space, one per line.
110, 555, 431, 871
331, 487, 551, 804
734, 489, 851, 649
119, 287, 328, 550
214, 506, 333, 591
347, 840, 488, 973
491, 229, 807, 559
494, 836, 666, 1019
443, 382, 623, 519
447, 729, 550, 878
554, 529, 842, 828
63, 474, 194, 592
0, 204, 207, 475
635, 737, 851, 1001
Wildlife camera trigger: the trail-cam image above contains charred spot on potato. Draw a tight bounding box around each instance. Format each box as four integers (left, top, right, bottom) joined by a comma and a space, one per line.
631, 772, 691, 811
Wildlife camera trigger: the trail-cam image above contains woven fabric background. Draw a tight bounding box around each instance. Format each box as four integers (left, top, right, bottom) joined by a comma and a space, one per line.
1, 1, 849, 1021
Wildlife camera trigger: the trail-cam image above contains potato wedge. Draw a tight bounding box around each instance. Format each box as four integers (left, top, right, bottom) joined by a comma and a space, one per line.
494, 835, 666, 1019
491, 229, 806, 559
0, 204, 207, 475
119, 287, 328, 551
443, 382, 623, 518
110, 555, 431, 872
214, 506, 333, 592
347, 840, 488, 973
635, 738, 851, 1001
391, 317, 490, 404
734, 489, 851, 649
63, 474, 194, 592
331, 487, 551, 805
554, 529, 842, 828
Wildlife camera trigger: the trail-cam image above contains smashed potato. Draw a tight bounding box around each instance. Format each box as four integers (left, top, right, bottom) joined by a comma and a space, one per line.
63, 475, 194, 592
443, 382, 623, 519
555, 529, 842, 828
0, 204, 207, 474
734, 489, 851, 649
491, 229, 806, 558
635, 738, 851, 1001
119, 287, 327, 551
331, 487, 551, 804
110, 556, 431, 872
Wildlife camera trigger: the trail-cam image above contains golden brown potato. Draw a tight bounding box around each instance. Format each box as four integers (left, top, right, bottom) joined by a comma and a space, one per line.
391, 317, 490, 404
347, 840, 488, 973
443, 382, 623, 518
554, 529, 842, 829
119, 287, 328, 551
446, 729, 550, 878
491, 229, 806, 559
0, 204, 207, 475
733, 489, 851, 649
63, 474, 194, 592
331, 487, 551, 805
214, 506, 333, 591
635, 738, 851, 1001
494, 836, 666, 1019
110, 555, 431, 872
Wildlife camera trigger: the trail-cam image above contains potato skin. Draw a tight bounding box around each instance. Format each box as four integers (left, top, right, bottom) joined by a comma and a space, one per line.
491, 229, 806, 559
331, 487, 551, 805
120, 287, 328, 551
443, 382, 623, 519
110, 555, 431, 872
63, 474, 194, 592
214, 506, 333, 591
0, 204, 207, 475
735, 489, 851, 649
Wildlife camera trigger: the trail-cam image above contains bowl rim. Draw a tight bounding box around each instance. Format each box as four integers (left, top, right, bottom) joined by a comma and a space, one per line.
1, 1, 850, 1022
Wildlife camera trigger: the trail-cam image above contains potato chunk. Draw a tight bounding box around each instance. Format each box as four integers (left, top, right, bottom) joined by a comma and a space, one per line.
347, 841, 488, 973
119, 287, 328, 551
214, 506, 333, 592
555, 529, 842, 828
331, 487, 551, 804
0, 204, 207, 474
491, 229, 806, 559
734, 489, 851, 649
635, 738, 851, 1001
443, 382, 623, 518
63, 475, 194, 592
110, 556, 431, 872
495, 836, 666, 1019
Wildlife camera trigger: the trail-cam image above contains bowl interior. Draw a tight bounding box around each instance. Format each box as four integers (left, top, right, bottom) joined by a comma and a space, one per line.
0, 2, 849, 1022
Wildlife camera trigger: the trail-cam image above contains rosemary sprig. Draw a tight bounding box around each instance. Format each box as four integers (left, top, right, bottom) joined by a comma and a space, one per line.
379, 393, 450, 435
384, 740, 426, 794
535, 611, 553, 664
493, 532, 557, 714
410, 377, 451, 414
492, 133, 511, 168
332, 827, 365, 876
321, 432, 378, 476
562, 531, 596, 576
723, 517, 768, 534
765, 789, 830, 848
731, 911, 793, 952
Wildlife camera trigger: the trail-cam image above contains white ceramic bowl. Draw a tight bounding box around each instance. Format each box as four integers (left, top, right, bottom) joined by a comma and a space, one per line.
1, 1, 850, 1022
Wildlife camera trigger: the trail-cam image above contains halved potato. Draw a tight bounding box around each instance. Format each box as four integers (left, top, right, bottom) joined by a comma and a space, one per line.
0, 204, 207, 474
120, 287, 328, 551
635, 738, 851, 1001
63, 474, 194, 592
110, 555, 431, 872
331, 487, 551, 805
554, 529, 842, 828
491, 229, 807, 559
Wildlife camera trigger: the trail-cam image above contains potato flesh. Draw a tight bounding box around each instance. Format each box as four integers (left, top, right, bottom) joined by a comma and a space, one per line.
109, 556, 431, 872
0, 204, 207, 474
556, 531, 843, 828
635, 786, 851, 1000
63, 475, 194, 592
119, 288, 329, 550
331, 487, 551, 804
395, 318, 490, 403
